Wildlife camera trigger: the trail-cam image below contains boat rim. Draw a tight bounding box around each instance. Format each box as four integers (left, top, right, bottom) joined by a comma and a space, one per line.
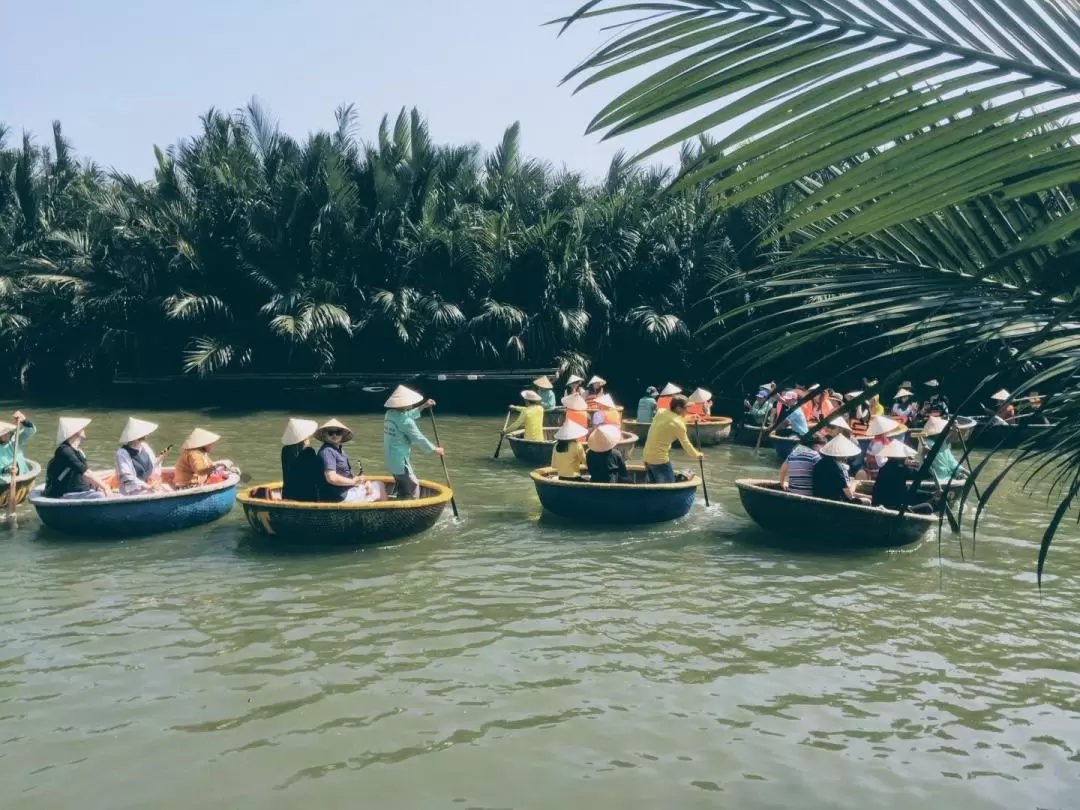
237, 475, 452, 510
735, 478, 938, 524
28, 471, 240, 506
2, 460, 42, 483
531, 465, 698, 491
507, 429, 638, 447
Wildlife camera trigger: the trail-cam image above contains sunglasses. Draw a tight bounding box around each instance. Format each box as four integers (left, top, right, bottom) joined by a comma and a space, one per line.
326, 429, 344, 436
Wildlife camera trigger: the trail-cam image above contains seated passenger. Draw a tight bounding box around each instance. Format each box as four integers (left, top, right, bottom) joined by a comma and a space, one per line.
779, 433, 825, 497
174, 428, 222, 488
508, 390, 546, 441
590, 393, 621, 428
687, 388, 712, 420
551, 422, 588, 481
44, 417, 111, 499
637, 387, 659, 424
872, 440, 933, 513
920, 416, 969, 484
812, 435, 865, 504
585, 424, 629, 484
115, 417, 169, 495
316, 419, 387, 503
533, 376, 557, 410
280, 418, 321, 502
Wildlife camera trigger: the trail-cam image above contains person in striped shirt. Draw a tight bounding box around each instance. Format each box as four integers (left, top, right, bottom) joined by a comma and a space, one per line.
779, 433, 826, 496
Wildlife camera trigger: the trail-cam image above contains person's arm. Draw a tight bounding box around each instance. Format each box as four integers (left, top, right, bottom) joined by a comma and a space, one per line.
65, 448, 109, 494
115, 449, 149, 491
779, 460, 790, 488
506, 407, 526, 432
321, 449, 360, 487
402, 413, 438, 455
672, 418, 702, 458
17, 420, 35, 443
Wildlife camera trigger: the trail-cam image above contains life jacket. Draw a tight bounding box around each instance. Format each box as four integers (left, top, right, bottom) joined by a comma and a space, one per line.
601, 408, 622, 427
686, 402, 706, 420
565, 408, 589, 442
657, 396, 673, 411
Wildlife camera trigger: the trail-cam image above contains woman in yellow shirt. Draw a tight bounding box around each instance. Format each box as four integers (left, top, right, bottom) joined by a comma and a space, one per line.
551, 422, 588, 480
507, 390, 546, 441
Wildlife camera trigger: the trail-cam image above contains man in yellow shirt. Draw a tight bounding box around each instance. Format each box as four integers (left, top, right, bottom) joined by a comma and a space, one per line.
642, 395, 702, 483
507, 390, 546, 441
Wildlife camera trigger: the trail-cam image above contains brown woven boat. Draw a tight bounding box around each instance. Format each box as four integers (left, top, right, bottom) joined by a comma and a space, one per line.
735, 478, 936, 548
686, 416, 733, 446
1, 460, 41, 509
733, 422, 771, 447
507, 427, 638, 466
237, 476, 452, 547
622, 419, 651, 443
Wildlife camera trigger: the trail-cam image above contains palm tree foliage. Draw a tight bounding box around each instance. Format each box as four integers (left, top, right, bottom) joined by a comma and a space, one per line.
560, 0, 1080, 578
0, 103, 765, 391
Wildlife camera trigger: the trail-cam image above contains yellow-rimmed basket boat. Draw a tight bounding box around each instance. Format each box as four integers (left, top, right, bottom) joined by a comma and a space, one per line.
507, 427, 638, 466
735, 478, 936, 549
237, 476, 452, 546
1, 460, 41, 510
531, 464, 698, 524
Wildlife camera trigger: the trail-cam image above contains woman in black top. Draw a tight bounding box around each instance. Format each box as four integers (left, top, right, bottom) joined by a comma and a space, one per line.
280, 418, 322, 502
585, 425, 629, 484
871, 440, 933, 513
812, 434, 864, 504
44, 417, 112, 499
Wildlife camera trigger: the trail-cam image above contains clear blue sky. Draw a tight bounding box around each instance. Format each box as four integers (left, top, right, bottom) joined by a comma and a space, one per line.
2, 0, 678, 179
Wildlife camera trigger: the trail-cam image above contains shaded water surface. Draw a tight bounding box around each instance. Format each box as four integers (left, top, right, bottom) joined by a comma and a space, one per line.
1, 407, 1077, 809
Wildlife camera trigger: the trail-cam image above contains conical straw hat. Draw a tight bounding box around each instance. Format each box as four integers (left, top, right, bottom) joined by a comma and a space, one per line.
660, 382, 682, 396
991, 389, 1011, 401
867, 415, 903, 437
587, 375, 607, 387
182, 427, 220, 450
554, 422, 588, 442
587, 424, 621, 453
820, 434, 862, 458
281, 418, 319, 446
688, 388, 712, 404
894, 388, 914, 399
594, 393, 616, 408
845, 390, 863, 400
56, 417, 91, 446
521, 390, 542, 403
563, 393, 589, 411
384, 385, 424, 409
921, 415, 950, 437
566, 375, 584, 386
0, 421, 15, 438
119, 417, 158, 445
924, 379, 940, 387
533, 376, 554, 390
313, 419, 353, 444
829, 416, 852, 431
878, 439, 917, 459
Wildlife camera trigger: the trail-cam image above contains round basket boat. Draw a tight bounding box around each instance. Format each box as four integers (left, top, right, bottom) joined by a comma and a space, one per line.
542, 407, 567, 428
28, 468, 239, 538
687, 416, 733, 447
906, 416, 977, 447
966, 419, 1055, 450
507, 427, 638, 467
1, 460, 42, 510
735, 479, 936, 549
237, 476, 451, 547
622, 419, 651, 443
531, 465, 698, 524
733, 422, 771, 447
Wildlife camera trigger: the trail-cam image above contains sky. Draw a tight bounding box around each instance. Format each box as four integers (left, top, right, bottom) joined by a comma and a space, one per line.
1, 0, 680, 180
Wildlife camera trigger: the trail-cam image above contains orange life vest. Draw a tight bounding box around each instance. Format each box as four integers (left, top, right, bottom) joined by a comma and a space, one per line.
686, 402, 706, 419
566, 409, 589, 442
601, 408, 622, 427
657, 395, 673, 411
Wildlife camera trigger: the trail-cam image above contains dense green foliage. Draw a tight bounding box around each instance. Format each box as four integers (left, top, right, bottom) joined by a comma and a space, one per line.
0, 105, 793, 394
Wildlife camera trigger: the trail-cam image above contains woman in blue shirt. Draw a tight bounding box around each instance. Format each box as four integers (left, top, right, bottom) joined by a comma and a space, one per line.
383, 386, 444, 499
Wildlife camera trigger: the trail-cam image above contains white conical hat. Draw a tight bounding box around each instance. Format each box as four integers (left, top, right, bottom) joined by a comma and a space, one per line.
921, 415, 950, 437
119, 417, 158, 444
56, 417, 91, 446
878, 439, 917, 459
563, 393, 589, 411
924, 379, 940, 387
660, 382, 682, 396
587, 424, 621, 453
820, 434, 862, 458
845, 390, 863, 400
867, 415, 903, 437
0, 421, 15, 438
594, 393, 616, 408
384, 385, 424, 409
533, 376, 554, 390
313, 419, 353, 444
808, 383, 821, 392
688, 388, 712, 404
829, 416, 852, 431
566, 374, 584, 386
894, 388, 914, 399
182, 427, 220, 450
521, 390, 542, 403
587, 375, 607, 387
991, 389, 1011, 401
281, 418, 319, 446
554, 422, 588, 441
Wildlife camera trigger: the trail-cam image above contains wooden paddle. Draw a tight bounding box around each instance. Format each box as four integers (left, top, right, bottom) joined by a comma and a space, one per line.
492, 409, 513, 459
698, 455, 711, 507
428, 410, 459, 518
5, 416, 20, 527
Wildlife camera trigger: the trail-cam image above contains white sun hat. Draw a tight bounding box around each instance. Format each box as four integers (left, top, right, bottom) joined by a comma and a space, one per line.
587, 424, 622, 453
119, 417, 159, 445
521, 390, 542, 403
660, 383, 682, 396
991, 389, 1011, 401
563, 393, 589, 411
867, 415, 904, 437
281, 418, 319, 446
819, 434, 862, 458
182, 427, 220, 450
894, 388, 914, 399
554, 422, 588, 442
533, 376, 554, 390
566, 374, 584, 386
0, 421, 16, 438
688, 388, 713, 404
845, 390, 863, 401
587, 375, 607, 387
56, 417, 92, 446
921, 415, 951, 437
829, 416, 852, 431
313, 419, 353, 444
594, 393, 617, 409
878, 439, 917, 460
384, 385, 425, 409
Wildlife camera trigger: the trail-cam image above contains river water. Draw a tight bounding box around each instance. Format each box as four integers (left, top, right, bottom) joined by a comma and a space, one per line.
1, 406, 1077, 809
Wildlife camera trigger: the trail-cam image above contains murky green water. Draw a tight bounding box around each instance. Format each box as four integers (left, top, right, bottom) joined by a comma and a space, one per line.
1, 406, 1077, 809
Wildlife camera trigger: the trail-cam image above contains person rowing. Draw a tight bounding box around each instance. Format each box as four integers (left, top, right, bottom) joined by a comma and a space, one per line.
0, 410, 36, 484
508, 390, 545, 441
642, 394, 702, 483
383, 385, 444, 500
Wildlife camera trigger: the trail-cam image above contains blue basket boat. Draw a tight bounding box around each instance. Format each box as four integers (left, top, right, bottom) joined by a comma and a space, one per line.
28, 470, 239, 538
530, 465, 698, 524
